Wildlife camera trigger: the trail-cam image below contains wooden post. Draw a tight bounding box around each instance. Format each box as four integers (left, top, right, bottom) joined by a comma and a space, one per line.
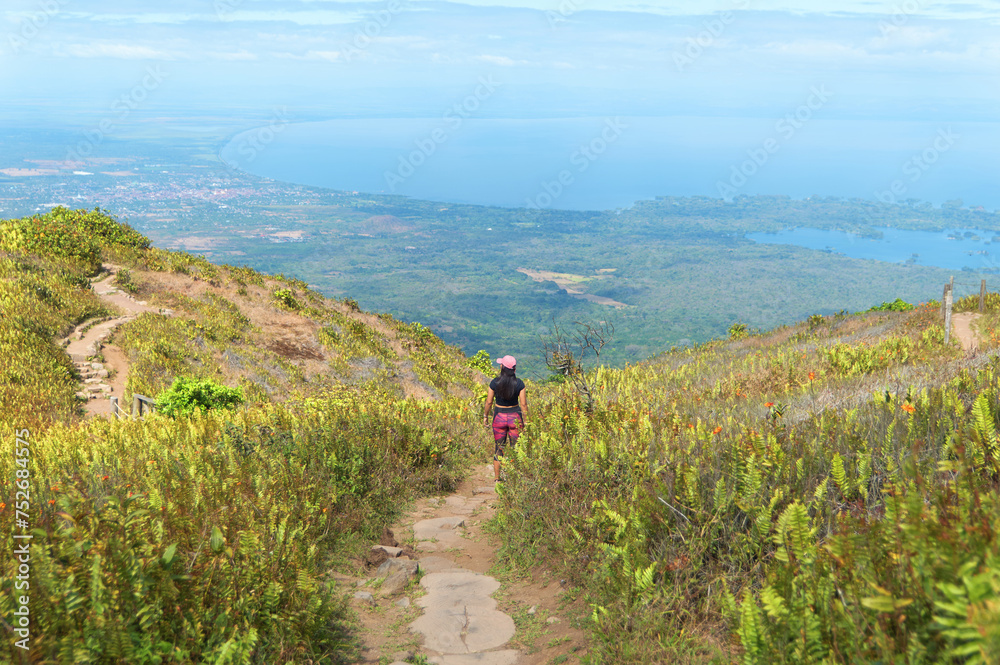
944, 287, 953, 345
132, 394, 156, 418
110, 396, 119, 419
942, 284, 950, 320
980, 279, 986, 312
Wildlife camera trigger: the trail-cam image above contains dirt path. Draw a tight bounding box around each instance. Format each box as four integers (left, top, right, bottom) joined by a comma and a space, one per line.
952, 312, 981, 352
342, 464, 588, 665
62, 266, 169, 417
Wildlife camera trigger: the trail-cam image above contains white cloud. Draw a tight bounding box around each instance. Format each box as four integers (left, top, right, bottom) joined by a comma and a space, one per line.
63, 43, 175, 59
206, 49, 258, 61
303, 49, 342, 61
868, 26, 953, 52
475, 54, 529, 66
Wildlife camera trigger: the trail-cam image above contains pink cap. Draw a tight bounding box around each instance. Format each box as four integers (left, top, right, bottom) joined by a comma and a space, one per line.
495, 355, 516, 369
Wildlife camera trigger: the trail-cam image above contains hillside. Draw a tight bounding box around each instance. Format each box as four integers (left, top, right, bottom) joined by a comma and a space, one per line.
0, 209, 491, 663
3, 208, 1000, 664
494, 296, 1000, 663
0, 207, 483, 430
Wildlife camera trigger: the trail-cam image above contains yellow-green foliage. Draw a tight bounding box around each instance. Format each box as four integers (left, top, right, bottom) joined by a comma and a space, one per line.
0, 207, 150, 275
0, 254, 112, 427
492, 304, 1000, 663
0, 392, 482, 663
824, 336, 913, 377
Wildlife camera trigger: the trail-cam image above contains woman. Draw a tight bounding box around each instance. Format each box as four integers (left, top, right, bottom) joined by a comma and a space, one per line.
483, 355, 527, 482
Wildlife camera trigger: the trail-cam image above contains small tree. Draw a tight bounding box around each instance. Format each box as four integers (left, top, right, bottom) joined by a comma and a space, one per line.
156, 377, 244, 417
541, 319, 614, 410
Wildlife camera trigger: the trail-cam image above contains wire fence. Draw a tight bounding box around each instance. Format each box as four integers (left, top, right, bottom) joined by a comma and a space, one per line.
939, 277, 999, 306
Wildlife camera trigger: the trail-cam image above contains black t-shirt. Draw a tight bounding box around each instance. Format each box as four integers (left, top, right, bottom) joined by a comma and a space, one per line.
490, 377, 525, 407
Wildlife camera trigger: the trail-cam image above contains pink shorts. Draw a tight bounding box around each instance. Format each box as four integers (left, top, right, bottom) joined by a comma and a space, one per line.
492, 410, 522, 459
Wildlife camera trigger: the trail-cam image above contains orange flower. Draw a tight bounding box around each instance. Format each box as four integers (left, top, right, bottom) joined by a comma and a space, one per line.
808, 372, 816, 381
902, 403, 916, 414
764, 402, 775, 408
712, 426, 722, 435
0, 502, 6, 510
48, 499, 55, 505
102, 475, 109, 480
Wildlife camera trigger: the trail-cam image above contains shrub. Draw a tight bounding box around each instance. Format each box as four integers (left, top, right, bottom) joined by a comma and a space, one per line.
156, 377, 245, 417
868, 298, 915, 312
0, 214, 102, 272
274, 288, 300, 310
729, 322, 749, 340
114, 268, 138, 294
468, 349, 493, 374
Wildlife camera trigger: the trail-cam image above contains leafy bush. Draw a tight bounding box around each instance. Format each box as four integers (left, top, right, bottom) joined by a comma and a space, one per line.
0, 208, 150, 275
273, 288, 300, 310
114, 268, 138, 294
729, 322, 749, 340
868, 297, 915, 312
156, 377, 245, 417
468, 349, 493, 374
0, 214, 102, 272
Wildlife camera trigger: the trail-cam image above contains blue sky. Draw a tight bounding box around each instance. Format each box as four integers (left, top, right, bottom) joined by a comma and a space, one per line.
2, 0, 998, 123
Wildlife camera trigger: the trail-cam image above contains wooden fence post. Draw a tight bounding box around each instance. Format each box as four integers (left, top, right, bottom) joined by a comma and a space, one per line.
131, 394, 156, 418
944, 287, 953, 345
942, 283, 950, 320
980, 279, 986, 312
110, 396, 119, 419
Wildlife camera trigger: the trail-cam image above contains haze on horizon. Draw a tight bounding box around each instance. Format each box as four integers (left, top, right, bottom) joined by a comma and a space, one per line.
1, 0, 998, 208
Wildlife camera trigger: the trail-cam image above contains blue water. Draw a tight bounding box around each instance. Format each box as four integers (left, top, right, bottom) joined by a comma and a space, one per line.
748, 227, 1000, 273
220, 116, 1000, 211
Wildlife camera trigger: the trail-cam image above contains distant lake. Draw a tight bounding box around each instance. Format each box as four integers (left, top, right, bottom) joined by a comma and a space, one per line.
220, 116, 1000, 211
747, 227, 1000, 273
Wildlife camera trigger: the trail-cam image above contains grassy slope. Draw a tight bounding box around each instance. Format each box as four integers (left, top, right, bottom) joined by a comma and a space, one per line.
0, 209, 488, 663
5, 208, 1000, 663
494, 296, 1000, 663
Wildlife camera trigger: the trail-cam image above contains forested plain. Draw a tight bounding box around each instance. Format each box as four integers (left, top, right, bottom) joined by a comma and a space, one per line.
153, 191, 1000, 375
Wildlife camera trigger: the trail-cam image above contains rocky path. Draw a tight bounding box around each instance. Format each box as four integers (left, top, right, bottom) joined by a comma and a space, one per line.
952, 312, 981, 353
62, 266, 170, 417
344, 464, 587, 665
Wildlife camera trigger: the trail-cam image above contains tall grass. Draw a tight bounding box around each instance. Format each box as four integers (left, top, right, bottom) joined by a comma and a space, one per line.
492, 305, 1000, 663
0, 392, 483, 663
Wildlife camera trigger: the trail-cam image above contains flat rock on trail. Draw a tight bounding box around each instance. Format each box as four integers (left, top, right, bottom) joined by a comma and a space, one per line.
344, 464, 588, 665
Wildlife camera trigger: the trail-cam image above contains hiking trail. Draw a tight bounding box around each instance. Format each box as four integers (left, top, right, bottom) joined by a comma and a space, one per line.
61, 265, 170, 417
341, 463, 588, 665
951, 312, 981, 353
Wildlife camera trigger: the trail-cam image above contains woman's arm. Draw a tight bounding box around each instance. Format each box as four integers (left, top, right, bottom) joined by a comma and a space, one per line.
518, 388, 527, 425
483, 387, 495, 424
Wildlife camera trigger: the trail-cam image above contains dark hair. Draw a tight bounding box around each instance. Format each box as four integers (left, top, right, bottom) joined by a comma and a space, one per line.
495, 365, 519, 402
